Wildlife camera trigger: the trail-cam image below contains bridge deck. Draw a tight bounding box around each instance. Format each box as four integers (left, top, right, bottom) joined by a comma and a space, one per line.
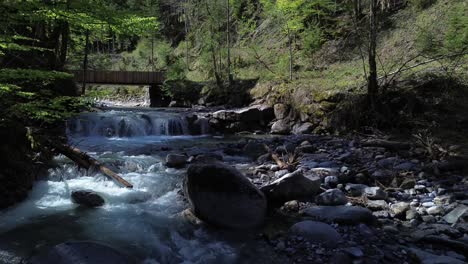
71, 70, 165, 85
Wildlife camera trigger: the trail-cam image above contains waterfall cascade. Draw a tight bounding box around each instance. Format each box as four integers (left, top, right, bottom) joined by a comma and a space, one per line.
67, 110, 190, 137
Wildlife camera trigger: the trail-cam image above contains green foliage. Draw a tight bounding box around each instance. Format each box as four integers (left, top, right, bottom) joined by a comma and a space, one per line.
167, 58, 187, 81
303, 25, 324, 55
415, 1, 467, 55
445, 5, 468, 52
409, 0, 437, 10
10, 96, 88, 124
0, 69, 72, 85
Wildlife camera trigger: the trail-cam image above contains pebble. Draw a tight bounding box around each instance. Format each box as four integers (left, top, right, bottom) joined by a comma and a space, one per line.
426, 206, 444, 215
421, 202, 435, 208
390, 202, 410, 217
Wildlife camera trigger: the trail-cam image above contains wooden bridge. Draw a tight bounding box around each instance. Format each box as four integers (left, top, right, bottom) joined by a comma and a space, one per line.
70, 70, 168, 107
70, 70, 165, 85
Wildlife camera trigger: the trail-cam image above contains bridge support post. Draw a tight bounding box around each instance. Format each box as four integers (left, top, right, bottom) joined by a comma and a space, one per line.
149, 84, 169, 107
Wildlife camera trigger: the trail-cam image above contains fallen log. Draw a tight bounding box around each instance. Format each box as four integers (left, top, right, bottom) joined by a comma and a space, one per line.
55, 144, 133, 188
361, 139, 411, 151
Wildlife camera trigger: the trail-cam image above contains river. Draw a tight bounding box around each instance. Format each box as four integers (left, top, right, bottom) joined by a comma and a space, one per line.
0, 108, 282, 264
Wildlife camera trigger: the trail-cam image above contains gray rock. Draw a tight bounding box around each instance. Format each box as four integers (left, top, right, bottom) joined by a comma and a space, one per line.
390, 202, 410, 217
274, 103, 289, 119
345, 183, 368, 197
165, 154, 188, 168
303, 206, 376, 225
434, 195, 454, 206
364, 187, 388, 200
292, 122, 315, 135
406, 209, 419, 220
421, 215, 436, 223
366, 200, 388, 211
282, 200, 300, 212
289, 221, 342, 247
260, 170, 321, 204
395, 162, 418, 171
409, 248, 465, 264
316, 189, 348, 206
184, 162, 267, 229
343, 247, 364, 258
373, 210, 390, 218
443, 205, 468, 224
28, 241, 131, 264
71, 190, 104, 207
427, 206, 444, 215
271, 119, 291, 135
324, 176, 339, 187
274, 169, 289, 178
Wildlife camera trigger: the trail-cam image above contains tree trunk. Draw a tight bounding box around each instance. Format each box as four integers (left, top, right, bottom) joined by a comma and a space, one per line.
287, 27, 293, 81
58, 21, 69, 69
367, 0, 378, 109
82, 30, 90, 95
226, 0, 233, 84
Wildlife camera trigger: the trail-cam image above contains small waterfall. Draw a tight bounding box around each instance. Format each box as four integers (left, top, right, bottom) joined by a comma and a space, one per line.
67, 110, 190, 137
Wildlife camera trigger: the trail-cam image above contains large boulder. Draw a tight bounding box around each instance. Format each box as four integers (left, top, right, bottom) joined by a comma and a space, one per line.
316, 189, 348, 206
303, 206, 376, 225
271, 119, 291, 135
184, 162, 267, 229
260, 170, 321, 205
292, 122, 315, 135
274, 103, 289, 119
165, 154, 188, 168
71, 190, 104, 207
28, 241, 131, 264
211, 105, 274, 133
289, 221, 342, 247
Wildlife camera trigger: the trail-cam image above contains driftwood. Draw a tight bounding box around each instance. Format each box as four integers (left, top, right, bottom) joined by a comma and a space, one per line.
263, 144, 298, 171
361, 139, 411, 151
55, 144, 133, 188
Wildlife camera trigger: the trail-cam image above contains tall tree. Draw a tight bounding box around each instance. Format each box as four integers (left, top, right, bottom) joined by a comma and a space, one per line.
367, 0, 379, 109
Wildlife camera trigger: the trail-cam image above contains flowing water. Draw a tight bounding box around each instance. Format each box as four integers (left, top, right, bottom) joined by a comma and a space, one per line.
0, 108, 280, 264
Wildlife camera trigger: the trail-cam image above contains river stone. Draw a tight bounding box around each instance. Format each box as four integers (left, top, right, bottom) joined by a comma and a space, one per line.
274, 103, 289, 119
390, 202, 410, 218
292, 122, 314, 135
443, 205, 467, 224
165, 154, 188, 168
345, 183, 368, 197
303, 206, 376, 225
289, 221, 342, 247
364, 187, 388, 200
366, 200, 388, 211
260, 170, 321, 205
28, 241, 130, 264
316, 189, 348, 206
408, 247, 465, 264
184, 162, 267, 229
71, 190, 104, 207
427, 206, 444, 215
271, 119, 291, 135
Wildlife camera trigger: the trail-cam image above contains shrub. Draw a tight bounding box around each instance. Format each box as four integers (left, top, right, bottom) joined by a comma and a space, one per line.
409, 0, 437, 10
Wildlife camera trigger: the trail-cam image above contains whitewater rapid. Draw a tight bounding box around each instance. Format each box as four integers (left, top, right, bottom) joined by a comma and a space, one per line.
0, 109, 278, 264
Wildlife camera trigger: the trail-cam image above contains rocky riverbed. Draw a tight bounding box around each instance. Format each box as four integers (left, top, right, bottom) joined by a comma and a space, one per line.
173, 133, 468, 263
2, 106, 467, 264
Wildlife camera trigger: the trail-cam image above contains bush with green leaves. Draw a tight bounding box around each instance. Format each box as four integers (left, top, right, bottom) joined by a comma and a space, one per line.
409, 0, 437, 10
